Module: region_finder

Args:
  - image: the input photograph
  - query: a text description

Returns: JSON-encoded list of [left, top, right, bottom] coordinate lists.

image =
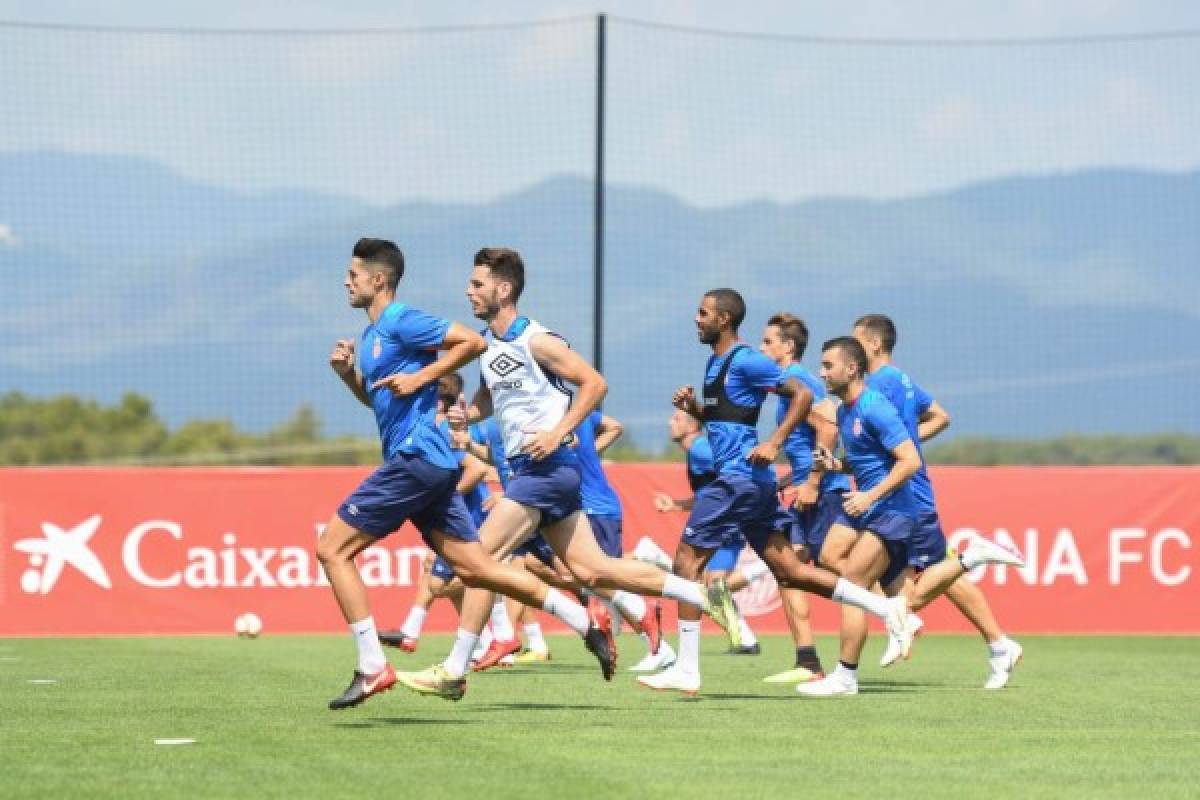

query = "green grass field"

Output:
[[2, 634, 1198, 799]]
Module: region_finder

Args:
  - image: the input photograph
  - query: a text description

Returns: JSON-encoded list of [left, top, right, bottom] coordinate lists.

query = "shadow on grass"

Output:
[[856, 682, 938, 694], [332, 717, 479, 728], [470, 702, 621, 712]]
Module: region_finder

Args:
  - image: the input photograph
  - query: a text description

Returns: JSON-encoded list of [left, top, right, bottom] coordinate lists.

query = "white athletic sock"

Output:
[[489, 599, 515, 641], [737, 614, 758, 647], [349, 616, 388, 674], [833, 661, 858, 683], [662, 574, 708, 610], [677, 620, 701, 675], [831, 578, 890, 620], [741, 559, 771, 584], [400, 606, 427, 640], [990, 636, 1017, 656], [444, 628, 480, 679], [524, 623, 548, 653], [611, 590, 647, 622], [476, 625, 494, 656], [541, 588, 590, 635]]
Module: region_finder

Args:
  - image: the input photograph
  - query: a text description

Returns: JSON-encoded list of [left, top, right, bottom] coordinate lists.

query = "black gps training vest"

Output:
[[701, 344, 761, 428]]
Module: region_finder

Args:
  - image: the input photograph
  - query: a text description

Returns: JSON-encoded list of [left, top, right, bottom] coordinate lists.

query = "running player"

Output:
[[798, 336, 1020, 697], [639, 290, 914, 695], [319, 238, 604, 710], [476, 409, 666, 671], [853, 314, 1023, 688], [655, 409, 763, 656], [378, 372, 490, 652], [395, 247, 720, 701], [755, 312, 850, 684]]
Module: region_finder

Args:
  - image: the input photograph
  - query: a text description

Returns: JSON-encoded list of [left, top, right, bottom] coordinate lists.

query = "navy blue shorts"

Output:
[[337, 452, 478, 544], [431, 555, 456, 581], [588, 514, 623, 558], [504, 458, 582, 526], [683, 474, 781, 555], [513, 533, 557, 568], [908, 510, 950, 570], [834, 507, 914, 587], [705, 534, 747, 572], [793, 490, 847, 560]]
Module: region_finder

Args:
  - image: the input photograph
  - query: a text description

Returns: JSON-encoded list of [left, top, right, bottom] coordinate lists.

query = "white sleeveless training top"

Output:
[[481, 317, 572, 459]]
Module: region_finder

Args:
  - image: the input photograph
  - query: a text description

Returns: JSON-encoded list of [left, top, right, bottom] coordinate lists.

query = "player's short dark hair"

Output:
[[440, 371, 464, 395], [854, 313, 897, 354], [768, 312, 809, 360], [352, 238, 405, 290], [475, 247, 525, 302], [704, 288, 746, 331], [822, 336, 869, 377]]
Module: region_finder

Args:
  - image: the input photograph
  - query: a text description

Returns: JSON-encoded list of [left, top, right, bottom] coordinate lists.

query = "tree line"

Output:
[[0, 392, 1196, 466]]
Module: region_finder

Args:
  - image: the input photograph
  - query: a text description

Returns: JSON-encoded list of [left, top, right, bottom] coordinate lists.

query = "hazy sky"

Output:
[[2, 1, 1199, 206], [3, 1, 1200, 37]]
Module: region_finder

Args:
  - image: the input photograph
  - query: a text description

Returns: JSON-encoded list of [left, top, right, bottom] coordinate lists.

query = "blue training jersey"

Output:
[[702, 345, 783, 484], [575, 410, 622, 519], [438, 419, 491, 520], [867, 364, 936, 512], [357, 301, 456, 469], [470, 418, 513, 489], [777, 363, 852, 494], [686, 435, 717, 490], [836, 387, 920, 518]]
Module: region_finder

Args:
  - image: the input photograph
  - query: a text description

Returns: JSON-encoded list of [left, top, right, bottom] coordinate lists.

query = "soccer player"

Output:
[[378, 372, 490, 652], [655, 410, 764, 656], [475, 409, 666, 670], [798, 337, 1020, 697], [639, 290, 914, 695], [395, 247, 718, 700], [754, 312, 851, 684], [318, 238, 606, 710], [853, 314, 1023, 688]]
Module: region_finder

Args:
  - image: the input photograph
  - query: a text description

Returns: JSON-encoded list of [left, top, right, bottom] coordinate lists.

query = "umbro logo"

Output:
[[488, 353, 524, 378]]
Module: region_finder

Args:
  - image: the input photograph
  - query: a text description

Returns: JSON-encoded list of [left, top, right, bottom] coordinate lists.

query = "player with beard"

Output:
[[638, 290, 914, 695], [395, 247, 724, 701]]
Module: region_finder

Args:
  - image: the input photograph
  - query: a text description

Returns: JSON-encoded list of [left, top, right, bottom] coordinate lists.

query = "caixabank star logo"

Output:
[[12, 515, 112, 594]]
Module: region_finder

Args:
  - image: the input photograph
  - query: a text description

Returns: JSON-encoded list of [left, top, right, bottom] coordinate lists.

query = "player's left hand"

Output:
[[521, 427, 563, 461], [371, 372, 426, 397], [841, 491, 873, 517], [747, 440, 779, 466], [793, 483, 818, 511]]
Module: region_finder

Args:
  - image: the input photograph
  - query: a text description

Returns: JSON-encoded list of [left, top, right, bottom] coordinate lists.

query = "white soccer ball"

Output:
[[235, 612, 263, 638]]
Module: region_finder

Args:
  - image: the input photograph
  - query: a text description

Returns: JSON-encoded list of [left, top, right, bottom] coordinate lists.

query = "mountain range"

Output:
[[2, 151, 1197, 449]]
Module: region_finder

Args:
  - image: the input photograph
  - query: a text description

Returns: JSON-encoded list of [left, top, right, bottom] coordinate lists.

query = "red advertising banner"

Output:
[[1, 466, 1196, 636]]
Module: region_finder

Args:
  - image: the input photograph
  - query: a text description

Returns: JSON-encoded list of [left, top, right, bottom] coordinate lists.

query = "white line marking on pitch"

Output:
[[154, 738, 197, 746], [28, 679, 57, 684]]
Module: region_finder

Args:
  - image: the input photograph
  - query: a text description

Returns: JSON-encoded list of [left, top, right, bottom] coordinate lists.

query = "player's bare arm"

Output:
[[841, 438, 921, 516], [656, 491, 696, 512], [522, 332, 608, 460], [789, 400, 834, 509], [593, 414, 624, 455], [918, 400, 951, 442], [447, 383, 494, 431], [329, 338, 371, 408], [373, 322, 485, 397], [456, 452, 490, 494], [750, 377, 812, 466]]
